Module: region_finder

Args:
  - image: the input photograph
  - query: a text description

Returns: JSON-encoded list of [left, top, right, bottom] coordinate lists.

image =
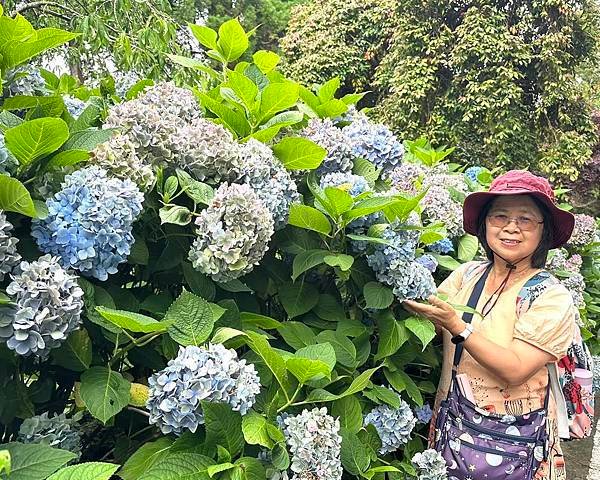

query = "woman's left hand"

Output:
[[403, 296, 464, 335]]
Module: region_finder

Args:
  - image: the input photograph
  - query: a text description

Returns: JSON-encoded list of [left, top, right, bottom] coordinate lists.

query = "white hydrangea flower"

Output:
[[411, 449, 447, 480], [189, 183, 274, 282], [387, 163, 427, 194], [136, 82, 202, 123], [569, 214, 597, 247], [92, 133, 156, 191], [422, 185, 464, 238], [0, 210, 21, 282], [0, 255, 84, 359], [168, 118, 243, 183], [282, 407, 343, 480], [364, 389, 417, 454], [147, 344, 261, 436], [237, 139, 300, 230]]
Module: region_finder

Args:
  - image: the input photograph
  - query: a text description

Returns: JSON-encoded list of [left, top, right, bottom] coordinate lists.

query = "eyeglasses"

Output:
[[487, 214, 543, 231]]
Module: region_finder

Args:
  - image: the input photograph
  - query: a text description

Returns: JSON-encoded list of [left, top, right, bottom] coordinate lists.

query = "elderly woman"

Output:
[[405, 170, 576, 480]]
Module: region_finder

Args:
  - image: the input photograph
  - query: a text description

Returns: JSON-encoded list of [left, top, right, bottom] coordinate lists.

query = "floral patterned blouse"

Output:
[[430, 261, 576, 480]]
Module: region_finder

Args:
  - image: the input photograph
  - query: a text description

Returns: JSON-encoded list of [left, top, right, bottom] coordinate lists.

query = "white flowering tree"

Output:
[[0, 9, 598, 480]]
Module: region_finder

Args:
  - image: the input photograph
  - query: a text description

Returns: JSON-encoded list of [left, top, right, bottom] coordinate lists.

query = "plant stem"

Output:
[[277, 384, 302, 413]]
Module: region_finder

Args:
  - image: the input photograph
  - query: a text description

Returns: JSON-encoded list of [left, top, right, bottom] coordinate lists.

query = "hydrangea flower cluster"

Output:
[[364, 389, 417, 454], [422, 185, 465, 238], [0, 211, 21, 282], [342, 114, 404, 174], [464, 166, 485, 183], [236, 140, 300, 230], [366, 220, 421, 275], [415, 403, 433, 423], [136, 82, 201, 124], [411, 449, 448, 480], [6, 66, 46, 96], [546, 249, 582, 274], [377, 259, 437, 302], [301, 118, 354, 175], [146, 344, 261, 436], [569, 214, 598, 247], [188, 183, 274, 282], [104, 95, 181, 165], [561, 273, 586, 308], [63, 96, 86, 118], [281, 407, 343, 480], [387, 163, 426, 194], [31, 166, 144, 281], [169, 118, 243, 184], [92, 134, 156, 191], [320, 172, 370, 197], [0, 255, 83, 359], [18, 412, 82, 459], [423, 166, 469, 196], [427, 238, 454, 254]]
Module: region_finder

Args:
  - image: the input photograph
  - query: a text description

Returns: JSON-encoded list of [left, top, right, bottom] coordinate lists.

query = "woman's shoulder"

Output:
[[516, 269, 574, 316], [460, 260, 490, 284]]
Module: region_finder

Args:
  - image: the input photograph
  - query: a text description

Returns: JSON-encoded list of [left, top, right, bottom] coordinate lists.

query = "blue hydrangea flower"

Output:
[[18, 412, 82, 459], [427, 238, 454, 254], [31, 166, 144, 281], [415, 403, 433, 423], [422, 185, 464, 238], [301, 118, 355, 175], [147, 344, 261, 436], [0, 133, 18, 176], [464, 166, 485, 183], [63, 96, 86, 118], [320, 172, 370, 197], [366, 216, 421, 275], [342, 115, 404, 174], [0, 255, 83, 359], [6, 66, 46, 96], [411, 449, 447, 480], [377, 259, 437, 302], [364, 388, 417, 454], [416, 254, 438, 273]]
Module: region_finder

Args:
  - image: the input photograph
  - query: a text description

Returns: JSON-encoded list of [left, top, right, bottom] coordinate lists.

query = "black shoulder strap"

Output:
[[452, 264, 492, 370]]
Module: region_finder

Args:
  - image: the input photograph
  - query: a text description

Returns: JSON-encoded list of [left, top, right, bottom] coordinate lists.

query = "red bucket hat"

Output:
[[463, 170, 574, 249]]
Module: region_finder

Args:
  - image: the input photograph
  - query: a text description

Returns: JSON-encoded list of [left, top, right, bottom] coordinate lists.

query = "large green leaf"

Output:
[[51, 328, 92, 371], [252, 50, 280, 73], [47, 462, 119, 480], [374, 312, 408, 361], [340, 428, 370, 476], [245, 331, 291, 394], [118, 437, 175, 480], [257, 82, 299, 122], [96, 306, 167, 333], [316, 330, 356, 367], [1, 28, 78, 70], [4, 118, 68, 167], [291, 249, 329, 281], [363, 282, 394, 309], [241, 412, 279, 449], [405, 316, 436, 350], [287, 204, 331, 235], [295, 342, 336, 371], [277, 321, 316, 349], [202, 402, 244, 458], [286, 357, 331, 383], [137, 453, 214, 480], [217, 19, 248, 62], [458, 233, 479, 262], [62, 128, 115, 151], [0, 443, 76, 480], [165, 290, 224, 346], [197, 92, 250, 136], [79, 367, 131, 424], [278, 282, 319, 318], [331, 396, 363, 434], [224, 70, 258, 110], [0, 175, 36, 217], [272, 137, 326, 170], [189, 24, 218, 50]]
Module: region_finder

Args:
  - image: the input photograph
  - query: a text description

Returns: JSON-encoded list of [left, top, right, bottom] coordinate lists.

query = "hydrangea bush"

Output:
[[0, 12, 598, 480]]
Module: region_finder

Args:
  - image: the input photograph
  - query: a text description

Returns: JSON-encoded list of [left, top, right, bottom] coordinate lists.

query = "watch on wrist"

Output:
[[451, 323, 474, 345]]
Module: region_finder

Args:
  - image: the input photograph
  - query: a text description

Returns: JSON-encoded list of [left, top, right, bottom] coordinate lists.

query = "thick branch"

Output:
[[15, 1, 81, 18]]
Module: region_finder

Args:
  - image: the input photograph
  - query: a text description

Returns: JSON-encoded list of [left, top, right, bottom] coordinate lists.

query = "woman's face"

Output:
[[485, 195, 544, 265]]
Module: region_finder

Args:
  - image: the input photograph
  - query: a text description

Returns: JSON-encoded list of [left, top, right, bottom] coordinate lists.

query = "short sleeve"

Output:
[[513, 284, 575, 360]]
